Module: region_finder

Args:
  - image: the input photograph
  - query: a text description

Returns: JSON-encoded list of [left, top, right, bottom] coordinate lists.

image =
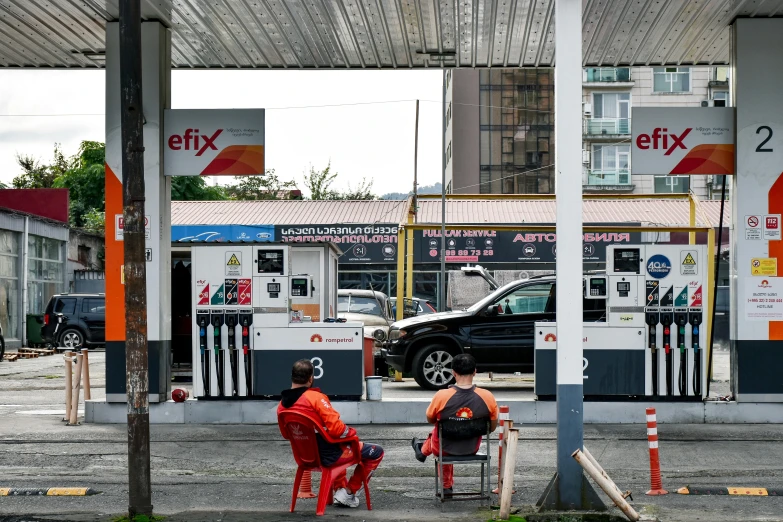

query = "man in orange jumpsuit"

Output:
[[278, 359, 384, 508]]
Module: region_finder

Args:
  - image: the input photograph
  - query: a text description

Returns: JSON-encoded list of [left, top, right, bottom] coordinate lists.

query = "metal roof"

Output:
[[171, 199, 410, 225], [171, 197, 730, 227], [1, 1, 778, 69]]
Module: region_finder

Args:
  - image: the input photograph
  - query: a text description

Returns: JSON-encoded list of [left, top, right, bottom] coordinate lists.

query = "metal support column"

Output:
[[539, 0, 604, 511]]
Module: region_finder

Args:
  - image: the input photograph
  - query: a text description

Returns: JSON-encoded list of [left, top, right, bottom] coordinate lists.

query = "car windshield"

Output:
[[466, 280, 542, 313], [338, 296, 383, 316]]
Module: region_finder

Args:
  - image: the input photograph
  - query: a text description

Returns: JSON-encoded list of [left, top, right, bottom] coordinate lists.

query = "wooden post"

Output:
[[63, 352, 73, 422], [583, 446, 626, 499], [69, 352, 83, 425], [81, 348, 91, 401], [499, 427, 519, 520], [572, 449, 640, 522]]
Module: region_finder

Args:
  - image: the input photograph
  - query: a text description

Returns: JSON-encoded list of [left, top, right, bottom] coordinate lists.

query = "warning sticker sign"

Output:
[[238, 279, 251, 305], [680, 250, 698, 275], [752, 257, 778, 276], [225, 279, 238, 305], [226, 252, 242, 277], [196, 280, 209, 306], [211, 283, 225, 305], [746, 215, 762, 240]]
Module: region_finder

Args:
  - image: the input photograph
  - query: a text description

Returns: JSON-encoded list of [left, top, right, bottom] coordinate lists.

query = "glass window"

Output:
[[654, 175, 690, 193], [653, 67, 691, 93], [713, 91, 728, 107], [337, 295, 382, 316], [82, 298, 105, 314], [55, 298, 76, 315], [27, 235, 64, 314], [492, 283, 554, 314], [0, 278, 18, 338]]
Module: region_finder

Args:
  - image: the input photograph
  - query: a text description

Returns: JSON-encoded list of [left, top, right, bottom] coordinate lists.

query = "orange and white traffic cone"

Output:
[[645, 408, 668, 496], [297, 470, 317, 499]]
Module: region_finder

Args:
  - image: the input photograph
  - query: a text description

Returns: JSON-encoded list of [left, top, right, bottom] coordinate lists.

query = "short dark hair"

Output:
[[291, 359, 314, 384], [452, 354, 476, 376]]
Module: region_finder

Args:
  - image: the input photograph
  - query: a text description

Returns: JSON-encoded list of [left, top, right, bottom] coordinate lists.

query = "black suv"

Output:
[[382, 277, 606, 390], [41, 294, 105, 349]]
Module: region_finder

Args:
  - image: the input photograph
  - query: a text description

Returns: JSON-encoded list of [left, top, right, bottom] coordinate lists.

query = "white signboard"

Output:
[[163, 109, 265, 176], [631, 107, 734, 175], [745, 277, 783, 321], [115, 214, 150, 241]]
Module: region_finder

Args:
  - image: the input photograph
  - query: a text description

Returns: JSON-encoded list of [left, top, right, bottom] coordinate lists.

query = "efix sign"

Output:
[[631, 107, 734, 175], [163, 109, 265, 176]]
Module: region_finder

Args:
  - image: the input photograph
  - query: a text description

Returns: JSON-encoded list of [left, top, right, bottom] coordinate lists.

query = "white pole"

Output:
[[63, 351, 73, 422], [69, 352, 83, 425], [499, 428, 519, 520]]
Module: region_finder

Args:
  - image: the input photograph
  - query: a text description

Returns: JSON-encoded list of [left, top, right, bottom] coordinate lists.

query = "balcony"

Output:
[[583, 170, 634, 193], [583, 67, 632, 83], [583, 118, 631, 137]]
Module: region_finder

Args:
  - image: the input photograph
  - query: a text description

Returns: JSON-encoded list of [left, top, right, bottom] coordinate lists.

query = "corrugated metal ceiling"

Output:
[[1, 0, 779, 69]]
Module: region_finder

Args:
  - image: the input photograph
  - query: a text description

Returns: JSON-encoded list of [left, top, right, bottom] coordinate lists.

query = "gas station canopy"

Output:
[[1, 0, 781, 69]]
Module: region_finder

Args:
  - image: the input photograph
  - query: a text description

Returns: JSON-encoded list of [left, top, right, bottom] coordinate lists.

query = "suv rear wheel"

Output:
[[59, 328, 85, 349], [412, 344, 456, 390]]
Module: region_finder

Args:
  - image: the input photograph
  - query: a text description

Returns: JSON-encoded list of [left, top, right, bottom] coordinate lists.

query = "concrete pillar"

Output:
[[104, 21, 171, 403], [731, 19, 783, 402]]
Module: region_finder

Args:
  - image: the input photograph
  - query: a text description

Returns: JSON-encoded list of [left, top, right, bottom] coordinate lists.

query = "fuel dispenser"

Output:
[[192, 242, 364, 399], [534, 244, 709, 399]]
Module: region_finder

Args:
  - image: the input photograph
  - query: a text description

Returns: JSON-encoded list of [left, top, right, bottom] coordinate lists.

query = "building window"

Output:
[[712, 91, 728, 107], [583, 67, 631, 82], [78, 245, 91, 266], [588, 93, 630, 134], [714, 66, 729, 82], [654, 175, 690, 193], [27, 235, 64, 316], [445, 141, 452, 166], [445, 101, 452, 127], [653, 67, 691, 93], [590, 144, 630, 185], [0, 230, 19, 339]]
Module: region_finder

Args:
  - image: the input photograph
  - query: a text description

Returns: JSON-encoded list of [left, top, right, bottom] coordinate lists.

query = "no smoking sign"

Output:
[[746, 215, 762, 240], [748, 216, 760, 228]]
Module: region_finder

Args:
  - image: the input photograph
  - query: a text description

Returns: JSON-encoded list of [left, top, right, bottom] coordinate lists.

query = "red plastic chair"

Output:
[[278, 410, 372, 516]]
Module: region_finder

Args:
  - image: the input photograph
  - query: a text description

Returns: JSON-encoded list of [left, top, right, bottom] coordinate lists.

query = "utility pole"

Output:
[[413, 99, 419, 223], [439, 71, 447, 312], [119, 0, 153, 517]]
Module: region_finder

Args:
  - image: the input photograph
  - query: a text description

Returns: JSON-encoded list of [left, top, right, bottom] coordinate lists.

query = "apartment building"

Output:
[[444, 66, 729, 197]]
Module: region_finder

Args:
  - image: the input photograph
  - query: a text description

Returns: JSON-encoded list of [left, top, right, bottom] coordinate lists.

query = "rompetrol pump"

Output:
[[191, 242, 365, 399], [534, 244, 709, 399]]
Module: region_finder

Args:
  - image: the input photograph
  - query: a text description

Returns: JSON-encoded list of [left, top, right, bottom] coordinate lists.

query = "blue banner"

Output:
[[172, 224, 274, 243]]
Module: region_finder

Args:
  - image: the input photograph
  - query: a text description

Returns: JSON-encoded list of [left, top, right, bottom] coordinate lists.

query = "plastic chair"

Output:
[[435, 417, 491, 505], [278, 410, 372, 516]]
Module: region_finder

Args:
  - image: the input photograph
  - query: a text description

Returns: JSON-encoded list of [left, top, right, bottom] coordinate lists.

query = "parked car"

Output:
[[382, 276, 607, 390], [713, 286, 729, 349], [389, 297, 438, 318], [41, 293, 106, 349], [337, 289, 393, 344]]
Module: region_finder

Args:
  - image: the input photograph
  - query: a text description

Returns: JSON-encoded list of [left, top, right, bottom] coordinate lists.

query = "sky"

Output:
[[0, 69, 443, 197]]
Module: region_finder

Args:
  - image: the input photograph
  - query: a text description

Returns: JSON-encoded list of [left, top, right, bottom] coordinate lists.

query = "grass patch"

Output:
[[488, 516, 526, 522], [43, 375, 61, 379], [112, 515, 166, 522]]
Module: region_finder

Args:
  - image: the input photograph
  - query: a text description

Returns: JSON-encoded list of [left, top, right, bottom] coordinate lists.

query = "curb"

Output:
[[0, 488, 99, 496], [677, 486, 783, 496]]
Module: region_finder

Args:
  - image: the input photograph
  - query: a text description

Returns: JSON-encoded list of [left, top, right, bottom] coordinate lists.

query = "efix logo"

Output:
[[167, 128, 223, 156], [310, 334, 323, 343], [760, 280, 772, 288], [635, 127, 691, 155]]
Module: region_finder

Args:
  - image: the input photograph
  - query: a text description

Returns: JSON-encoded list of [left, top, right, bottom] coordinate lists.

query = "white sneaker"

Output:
[[333, 487, 360, 508]]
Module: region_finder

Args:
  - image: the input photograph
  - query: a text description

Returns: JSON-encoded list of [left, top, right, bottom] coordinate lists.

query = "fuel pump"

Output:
[[225, 311, 239, 397], [690, 311, 702, 396], [645, 311, 660, 396], [239, 310, 253, 396], [660, 312, 673, 396], [675, 311, 689, 397], [211, 309, 225, 397], [196, 310, 210, 397]]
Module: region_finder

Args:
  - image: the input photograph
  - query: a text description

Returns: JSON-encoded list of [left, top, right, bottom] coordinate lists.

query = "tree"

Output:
[[53, 141, 106, 228], [303, 162, 376, 200], [224, 169, 300, 200], [171, 176, 228, 201]]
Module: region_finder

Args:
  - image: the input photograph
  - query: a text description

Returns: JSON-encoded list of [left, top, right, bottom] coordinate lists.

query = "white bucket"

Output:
[[365, 376, 383, 401]]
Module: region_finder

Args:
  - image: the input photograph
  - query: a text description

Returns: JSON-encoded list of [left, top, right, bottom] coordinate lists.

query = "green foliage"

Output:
[[82, 208, 106, 232], [171, 176, 228, 201], [303, 162, 376, 200], [224, 169, 300, 200]]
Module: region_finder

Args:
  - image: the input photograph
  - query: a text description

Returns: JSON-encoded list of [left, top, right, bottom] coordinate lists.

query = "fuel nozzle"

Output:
[[675, 312, 688, 353], [689, 312, 702, 352], [645, 312, 659, 350], [660, 313, 673, 354]]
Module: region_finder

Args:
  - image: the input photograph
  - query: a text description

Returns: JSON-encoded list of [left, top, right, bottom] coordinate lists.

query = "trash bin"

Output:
[[26, 314, 44, 347], [363, 336, 375, 377], [365, 376, 382, 401]]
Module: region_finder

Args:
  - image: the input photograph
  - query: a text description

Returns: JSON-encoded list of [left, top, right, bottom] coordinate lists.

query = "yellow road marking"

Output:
[[728, 488, 767, 496], [46, 488, 90, 496], [0, 488, 10, 496]]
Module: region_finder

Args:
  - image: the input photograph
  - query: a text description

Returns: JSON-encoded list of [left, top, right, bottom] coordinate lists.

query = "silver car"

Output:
[[337, 289, 393, 350]]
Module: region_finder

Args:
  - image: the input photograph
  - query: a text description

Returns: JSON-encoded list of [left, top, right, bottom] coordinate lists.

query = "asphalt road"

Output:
[[1, 348, 773, 522]]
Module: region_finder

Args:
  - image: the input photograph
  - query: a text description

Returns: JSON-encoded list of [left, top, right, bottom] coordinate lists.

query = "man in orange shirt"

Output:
[[411, 354, 498, 495], [278, 359, 384, 508]]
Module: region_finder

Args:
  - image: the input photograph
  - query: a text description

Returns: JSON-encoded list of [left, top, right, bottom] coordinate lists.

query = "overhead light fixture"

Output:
[[83, 52, 106, 64]]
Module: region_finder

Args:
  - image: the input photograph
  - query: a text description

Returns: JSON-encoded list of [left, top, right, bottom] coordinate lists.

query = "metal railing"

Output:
[[583, 118, 631, 135], [583, 67, 631, 82], [586, 169, 631, 185]]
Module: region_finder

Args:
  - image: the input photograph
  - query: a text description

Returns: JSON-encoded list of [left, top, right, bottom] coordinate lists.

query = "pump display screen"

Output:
[[257, 250, 284, 274], [617, 281, 631, 297], [589, 277, 607, 297], [267, 283, 281, 293], [291, 277, 309, 297], [613, 248, 641, 274]]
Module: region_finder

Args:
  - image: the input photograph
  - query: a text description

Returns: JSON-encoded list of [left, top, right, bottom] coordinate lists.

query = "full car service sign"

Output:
[[163, 109, 265, 176], [631, 107, 734, 175]]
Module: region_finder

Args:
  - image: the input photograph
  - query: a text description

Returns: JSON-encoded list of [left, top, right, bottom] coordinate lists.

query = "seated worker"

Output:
[[411, 354, 498, 495], [277, 359, 384, 508]]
